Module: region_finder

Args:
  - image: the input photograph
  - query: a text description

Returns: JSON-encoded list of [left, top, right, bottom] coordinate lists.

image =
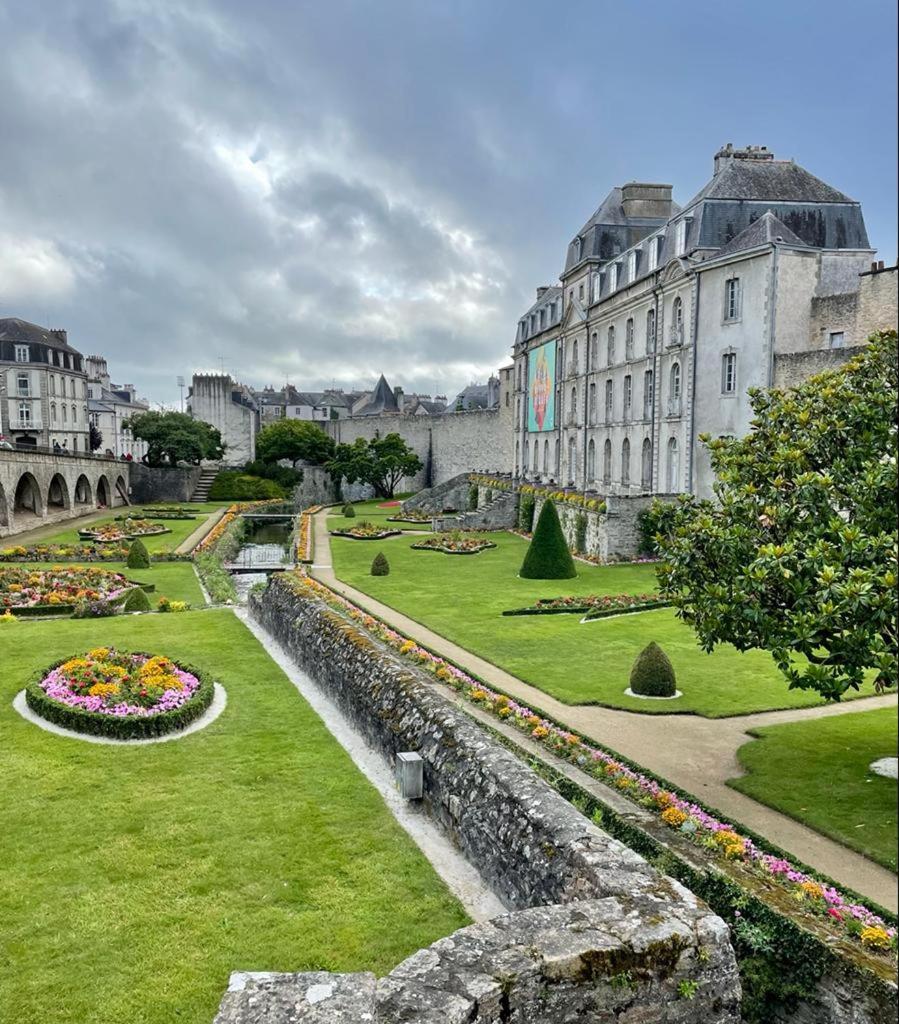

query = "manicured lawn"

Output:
[[329, 530, 887, 717], [0, 611, 467, 1024], [329, 498, 430, 532], [38, 502, 230, 553], [729, 709, 899, 871], [17, 561, 205, 607]]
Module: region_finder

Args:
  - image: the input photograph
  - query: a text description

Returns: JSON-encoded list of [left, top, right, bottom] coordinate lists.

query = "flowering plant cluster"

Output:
[[411, 532, 496, 554], [502, 592, 666, 617], [280, 569, 897, 957], [330, 520, 401, 540], [387, 509, 433, 523], [0, 542, 133, 562], [294, 506, 321, 563], [0, 566, 132, 610], [79, 518, 170, 543], [518, 482, 607, 514], [194, 500, 287, 555]]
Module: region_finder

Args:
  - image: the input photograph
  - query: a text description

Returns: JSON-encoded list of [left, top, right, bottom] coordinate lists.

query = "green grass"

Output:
[[729, 709, 898, 871], [328, 499, 434, 532], [329, 530, 887, 717], [0, 611, 467, 1024], [17, 561, 205, 607], [37, 503, 230, 553]]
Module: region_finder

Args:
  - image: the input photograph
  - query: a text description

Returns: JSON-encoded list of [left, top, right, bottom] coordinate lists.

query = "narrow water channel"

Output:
[[230, 517, 293, 604]]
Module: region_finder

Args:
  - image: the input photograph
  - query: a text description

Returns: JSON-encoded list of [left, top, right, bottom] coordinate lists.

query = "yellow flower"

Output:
[[88, 647, 111, 660], [799, 880, 824, 900], [860, 926, 892, 950], [88, 682, 120, 698], [661, 807, 689, 828], [532, 725, 549, 740], [469, 688, 487, 701]]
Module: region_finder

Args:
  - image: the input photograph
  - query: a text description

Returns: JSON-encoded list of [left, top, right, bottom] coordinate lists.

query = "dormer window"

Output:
[[15, 344, 29, 363], [609, 264, 619, 291], [574, 236, 583, 261], [591, 274, 601, 302], [578, 282, 584, 302], [676, 219, 689, 256], [628, 250, 638, 282], [647, 238, 659, 272]]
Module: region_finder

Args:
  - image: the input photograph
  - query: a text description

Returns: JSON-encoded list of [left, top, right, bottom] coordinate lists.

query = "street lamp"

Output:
[[177, 376, 185, 413]]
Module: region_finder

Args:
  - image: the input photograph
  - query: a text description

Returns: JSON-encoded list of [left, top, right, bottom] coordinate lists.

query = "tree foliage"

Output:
[[255, 419, 335, 466], [123, 412, 223, 466], [326, 433, 422, 498], [88, 422, 103, 453], [126, 539, 150, 569], [629, 642, 677, 697], [657, 331, 898, 701], [519, 499, 577, 579]]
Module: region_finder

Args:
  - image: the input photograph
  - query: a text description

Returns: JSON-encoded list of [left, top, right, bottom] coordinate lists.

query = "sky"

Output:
[[1, 0, 896, 407]]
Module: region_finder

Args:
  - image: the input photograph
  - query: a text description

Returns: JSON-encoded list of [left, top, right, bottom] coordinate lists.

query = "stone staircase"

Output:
[[190, 467, 218, 502], [434, 488, 518, 532]]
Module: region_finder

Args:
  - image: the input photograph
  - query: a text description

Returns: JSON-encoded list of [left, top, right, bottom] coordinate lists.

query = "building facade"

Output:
[[0, 318, 90, 452], [85, 356, 149, 459], [187, 372, 259, 465], [512, 145, 897, 499]]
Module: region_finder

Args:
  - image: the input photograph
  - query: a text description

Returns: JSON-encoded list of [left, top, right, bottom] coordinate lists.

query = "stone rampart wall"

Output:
[[773, 346, 865, 389], [127, 463, 201, 504]]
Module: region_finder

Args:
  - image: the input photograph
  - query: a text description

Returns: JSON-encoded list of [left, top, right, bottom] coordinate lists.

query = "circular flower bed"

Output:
[[0, 566, 135, 615], [79, 518, 171, 543], [25, 647, 214, 739], [411, 532, 496, 555], [330, 520, 401, 541]]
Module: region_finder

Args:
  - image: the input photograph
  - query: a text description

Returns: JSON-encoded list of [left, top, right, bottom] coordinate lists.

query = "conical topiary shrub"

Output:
[[519, 500, 577, 579], [371, 552, 390, 576], [343, 502, 356, 517], [123, 587, 151, 613], [629, 642, 677, 697], [126, 538, 150, 569]]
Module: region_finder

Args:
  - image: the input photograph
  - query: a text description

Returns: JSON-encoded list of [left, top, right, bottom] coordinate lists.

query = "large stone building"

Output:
[[512, 144, 898, 499], [85, 355, 149, 459], [187, 372, 259, 466], [0, 318, 90, 452]]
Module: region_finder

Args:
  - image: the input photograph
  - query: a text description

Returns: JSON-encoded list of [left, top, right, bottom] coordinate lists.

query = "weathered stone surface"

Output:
[[214, 971, 377, 1023], [128, 462, 201, 504]]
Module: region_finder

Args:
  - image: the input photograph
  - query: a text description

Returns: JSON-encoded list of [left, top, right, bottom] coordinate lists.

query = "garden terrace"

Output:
[[0, 610, 467, 1024]]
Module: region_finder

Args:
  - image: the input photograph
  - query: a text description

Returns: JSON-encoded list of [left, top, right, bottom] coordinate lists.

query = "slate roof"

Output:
[[683, 158, 855, 211], [711, 211, 807, 259], [0, 317, 78, 352], [352, 374, 399, 416]]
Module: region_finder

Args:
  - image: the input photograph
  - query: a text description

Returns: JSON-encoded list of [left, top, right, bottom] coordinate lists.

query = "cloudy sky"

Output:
[[1, 0, 896, 406]]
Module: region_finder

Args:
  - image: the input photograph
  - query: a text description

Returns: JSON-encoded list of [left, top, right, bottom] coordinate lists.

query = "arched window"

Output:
[[642, 438, 653, 490], [62, 404, 68, 423], [590, 331, 598, 368], [72, 404, 77, 423], [50, 403, 57, 423], [588, 382, 596, 424], [621, 438, 631, 486], [669, 362, 681, 415], [625, 318, 635, 360], [524, 441, 530, 474], [570, 386, 578, 424], [543, 440, 550, 473], [532, 440, 538, 472], [567, 437, 577, 484], [554, 438, 561, 478], [667, 437, 680, 492], [515, 440, 520, 474], [672, 297, 684, 344], [587, 439, 596, 482], [602, 439, 612, 486], [643, 369, 654, 419], [607, 326, 616, 365], [623, 375, 632, 421], [571, 341, 578, 376], [646, 308, 656, 353]]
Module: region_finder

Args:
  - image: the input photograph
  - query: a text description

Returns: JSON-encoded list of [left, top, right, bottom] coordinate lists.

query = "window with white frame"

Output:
[[647, 237, 660, 272], [15, 344, 29, 362], [588, 382, 597, 423], [592, 274, 601, 302], [667, 436, 680, 491], [643, 369, 654, 418], [671, 296, 684, 343], [628, 250, 638, 281], [607, 326, 616, 365], [570, 386, 577, 423], [590, 331, 598, 367], [669, 362, 681, 415], [602, 439, 612, 486], [571, 340, 578, 376], [646, 308, 656, 353], [724, 277, 741, 321], [609, 263, 619, 291], [604, 379, 613, 423], [623, 374, 632, 420], [587, 439, 596, 482], [621, 438, 631, 486], [16, 372, 29, 396], [19, 401, 31, 425], [625, 318, 635, 360], [676, 219, 689, 255], [641, 438, 652, 489], [721, 351, 737, 394]]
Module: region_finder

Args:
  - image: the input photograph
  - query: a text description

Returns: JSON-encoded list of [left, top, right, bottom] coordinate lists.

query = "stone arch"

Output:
[[113, 474, 128, 507], [47, 472, 71, 511], [74, 474, 92, 505], [14, 472, 44, 520], [0, 481, 8, 528], [95, 474, 111, 508]]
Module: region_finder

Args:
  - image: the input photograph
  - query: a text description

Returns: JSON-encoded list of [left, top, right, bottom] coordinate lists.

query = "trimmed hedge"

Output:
[[629, 642, 677, 697], [25, 656, 215, 740], [519, 500, 577, 579], [123, 587, 152, 613], [371, 552, 390, 576], [208, 472, 286, 501], [343, 502, 356, 517], [518, 493, 536, 532], [503, 599, 670, 618], [126, 539, 151, 569]]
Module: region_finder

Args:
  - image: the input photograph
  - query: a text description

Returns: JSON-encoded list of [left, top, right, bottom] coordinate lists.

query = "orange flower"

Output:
[[661, 806, 689, 828]]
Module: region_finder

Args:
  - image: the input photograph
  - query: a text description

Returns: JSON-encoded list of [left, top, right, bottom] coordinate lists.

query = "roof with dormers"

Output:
[[711, 211, 807, 260], [0, 317, 79, 353]]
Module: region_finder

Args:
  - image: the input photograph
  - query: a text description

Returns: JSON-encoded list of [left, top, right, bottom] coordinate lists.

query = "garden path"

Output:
[[310, 509, 898, 910]]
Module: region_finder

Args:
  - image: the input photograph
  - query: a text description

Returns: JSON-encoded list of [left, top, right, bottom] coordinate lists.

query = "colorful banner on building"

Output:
[[527, 340, 556, 432]]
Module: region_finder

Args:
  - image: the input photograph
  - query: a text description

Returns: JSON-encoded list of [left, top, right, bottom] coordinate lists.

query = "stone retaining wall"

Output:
[[128, 463, 201, 504], [238, 576, 741, 1021]]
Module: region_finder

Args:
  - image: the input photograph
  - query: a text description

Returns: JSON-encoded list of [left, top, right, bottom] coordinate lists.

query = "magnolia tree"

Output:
[[255, 419, 335, 466], [657, 330, 897, 701], [326, 433, 422, 498], [124, 412, 223, 466]]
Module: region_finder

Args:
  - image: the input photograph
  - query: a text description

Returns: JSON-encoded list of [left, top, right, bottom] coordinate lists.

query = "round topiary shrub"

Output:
[[371, 552, 390, 576], [126, 539, 150, 569], [519, 500, 577, 579], [343, 502, 356, 517], [629, 642, 677, 697], [123, 587, 151, 613]]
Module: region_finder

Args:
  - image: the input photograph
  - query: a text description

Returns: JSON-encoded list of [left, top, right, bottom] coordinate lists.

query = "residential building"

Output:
[[0, 318, 90, 452], [512, 145, 897, 499], [85, 355, 149, 459]]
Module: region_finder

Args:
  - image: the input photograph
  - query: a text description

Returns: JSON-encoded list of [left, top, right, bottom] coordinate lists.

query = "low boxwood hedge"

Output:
[[25, 655, 215, 740]]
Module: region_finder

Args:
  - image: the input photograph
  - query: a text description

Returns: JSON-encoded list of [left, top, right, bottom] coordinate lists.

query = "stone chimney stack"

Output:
[[536, 286, 551, 300], [394, 386, 404, 413], [620, 183, 674, 221], [714, 143, 774, 175], [49, 328, 68, 345]]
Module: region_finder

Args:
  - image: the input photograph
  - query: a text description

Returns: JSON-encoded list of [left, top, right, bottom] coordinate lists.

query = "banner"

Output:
[[527, 340, 556, 432]]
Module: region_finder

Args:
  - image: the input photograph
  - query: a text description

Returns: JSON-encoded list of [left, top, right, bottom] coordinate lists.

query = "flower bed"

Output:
[[387, 510, 433, 523], [0, 566, 136, 616], [79, 518, 171, 543], [472, 474, 607, 514], [294, 506, 321, 563], [502, 592, 668, 617], [281, 570, 897, 959], [411, 532, 496, 555], [114, 509, 197, 521], [25, 647, 214, 739], [0, 542, 133, 562], [330, 520, 401, 541]]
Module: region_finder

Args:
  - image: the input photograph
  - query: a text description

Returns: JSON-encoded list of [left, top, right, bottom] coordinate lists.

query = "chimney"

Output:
[[394, 386, 404, 413], [621, 182, 674, 221], [50, 328, 68, 345], [536, 286, 550, 300], [714, 143, 774, 175]]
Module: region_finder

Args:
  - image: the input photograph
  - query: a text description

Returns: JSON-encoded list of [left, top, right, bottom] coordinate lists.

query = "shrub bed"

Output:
[[387, 510, 433, 523], [0, 543, 186, 563], [208, 471, 287, 501], [502, 592, 668, 617], [114, 510, 198, 521], [411, 532, 496, 555], [330, 521, 401, 541], [0, 566, 136, 614], [25, 647, 214, 739], [79, 519, 171, 543]]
